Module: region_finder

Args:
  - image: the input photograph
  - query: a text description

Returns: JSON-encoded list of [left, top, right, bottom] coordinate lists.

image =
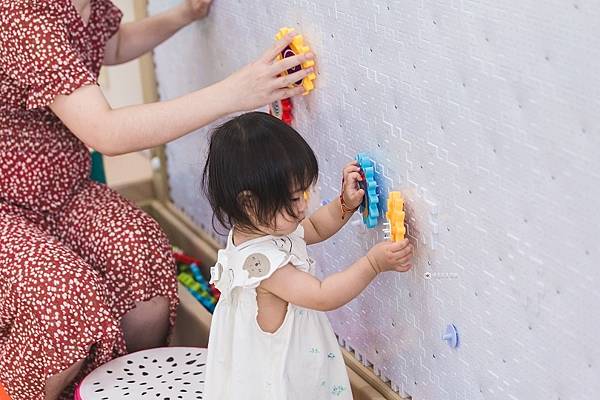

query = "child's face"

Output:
[[266, 189, 308, 236]]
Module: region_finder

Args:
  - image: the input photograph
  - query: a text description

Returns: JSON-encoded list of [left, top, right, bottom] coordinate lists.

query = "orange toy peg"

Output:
[[384, 191, 406, 242]]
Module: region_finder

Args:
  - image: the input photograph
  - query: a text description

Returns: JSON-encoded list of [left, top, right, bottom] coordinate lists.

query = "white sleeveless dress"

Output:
[[204, 225, 353, 400]]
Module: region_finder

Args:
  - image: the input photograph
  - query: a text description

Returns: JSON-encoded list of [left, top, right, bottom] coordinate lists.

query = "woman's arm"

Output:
[[104, 0, 211, 66], [50, 35, 314, 156], [302, 162, 364, 245]]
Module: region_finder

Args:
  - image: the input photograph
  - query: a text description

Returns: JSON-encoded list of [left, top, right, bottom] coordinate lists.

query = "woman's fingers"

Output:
[[271, 53, 314, 75], [262, 32, 296, 62], [273, 86, 306, 102], [276, 68, 314, 88]]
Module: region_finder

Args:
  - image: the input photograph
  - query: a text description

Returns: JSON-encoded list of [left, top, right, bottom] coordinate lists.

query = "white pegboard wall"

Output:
[[148, 1, 600, 399]]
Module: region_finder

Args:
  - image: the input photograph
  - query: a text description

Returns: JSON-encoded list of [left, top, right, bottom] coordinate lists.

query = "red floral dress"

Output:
[[0, 1, 179, 399]]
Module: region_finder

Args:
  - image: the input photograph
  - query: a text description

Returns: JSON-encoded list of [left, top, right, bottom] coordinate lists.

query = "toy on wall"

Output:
[[383, 191, 406, 242], [274, 27, 317, 95], [269, 97, 294, 125], [356, 153, 380, 228]]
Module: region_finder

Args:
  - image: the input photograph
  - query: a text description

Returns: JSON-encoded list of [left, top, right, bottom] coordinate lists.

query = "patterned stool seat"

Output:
[[75, 347, 207, 400]]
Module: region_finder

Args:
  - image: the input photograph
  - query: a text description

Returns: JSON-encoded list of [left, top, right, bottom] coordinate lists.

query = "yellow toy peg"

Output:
[[275, 27, 317, 95], [385, 191, 406, 242]]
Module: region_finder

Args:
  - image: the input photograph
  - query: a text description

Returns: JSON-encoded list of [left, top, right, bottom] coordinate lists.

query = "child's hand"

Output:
[[367, 239, 413, 273], [341, 161, 365, 210]]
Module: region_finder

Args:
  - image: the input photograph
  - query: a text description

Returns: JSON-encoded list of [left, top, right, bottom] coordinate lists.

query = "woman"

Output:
[[0, 0, 314, 399]]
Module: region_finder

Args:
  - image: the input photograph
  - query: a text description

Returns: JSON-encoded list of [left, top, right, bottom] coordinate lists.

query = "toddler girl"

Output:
[[203, 112, 414, 399]]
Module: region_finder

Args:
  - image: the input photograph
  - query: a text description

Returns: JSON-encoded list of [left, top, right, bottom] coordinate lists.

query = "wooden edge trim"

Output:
[[342, 349, 408, 400]]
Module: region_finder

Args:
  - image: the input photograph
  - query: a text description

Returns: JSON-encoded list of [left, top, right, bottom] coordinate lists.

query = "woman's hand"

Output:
[[217, 32, 315, 112], [179, 0, 213, 24], [341, 161, 365, 211]]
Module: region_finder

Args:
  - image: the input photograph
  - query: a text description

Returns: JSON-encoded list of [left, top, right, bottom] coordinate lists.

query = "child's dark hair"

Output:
[[203, 112, 319, 233]]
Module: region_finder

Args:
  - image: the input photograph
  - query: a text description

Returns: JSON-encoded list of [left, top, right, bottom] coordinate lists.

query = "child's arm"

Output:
[[259, 240, 413, 311], [302, 161, 364, 245]]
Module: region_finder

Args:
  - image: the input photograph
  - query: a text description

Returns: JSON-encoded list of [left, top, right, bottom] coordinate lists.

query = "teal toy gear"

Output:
[[356, 153, 380, 228]]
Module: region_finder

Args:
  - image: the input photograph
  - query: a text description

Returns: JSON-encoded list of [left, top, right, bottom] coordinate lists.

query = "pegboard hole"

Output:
[[574, 3, 580, 9], [432, 354, 436, 359], [502, 359, 507, 363], [369, 48, 373, 53], [331, 33, 335, 38], [387, 5, 390, 10], [556, 289, 561, 294], [474, 291, 478, 296], [394, 104, 398, 110], [433, 20, 437, 25], [468, 189, 472, 194]]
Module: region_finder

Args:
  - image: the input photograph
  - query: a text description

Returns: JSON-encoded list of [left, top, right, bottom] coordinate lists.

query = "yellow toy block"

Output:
[[275, 27, 317, 95], [385, 191, 406, 242]]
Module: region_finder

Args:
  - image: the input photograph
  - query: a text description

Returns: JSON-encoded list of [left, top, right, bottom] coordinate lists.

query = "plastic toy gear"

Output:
[[275, 27, 316, 95], [356, 153, 380, 228], [269, 97, 293, 125], [384, 191, 406, 242]]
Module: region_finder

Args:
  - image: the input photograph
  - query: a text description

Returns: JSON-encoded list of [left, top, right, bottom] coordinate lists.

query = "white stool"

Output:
[[75, 347, 207, 400]]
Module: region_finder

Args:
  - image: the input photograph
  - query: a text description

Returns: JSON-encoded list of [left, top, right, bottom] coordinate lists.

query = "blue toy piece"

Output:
[[356, 153, 380, 228], [442, 323, 459, 348], [190, 263, 212, 293]]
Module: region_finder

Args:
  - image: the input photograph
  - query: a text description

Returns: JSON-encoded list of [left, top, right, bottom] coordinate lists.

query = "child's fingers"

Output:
[[350, 189, 365, 203], [395, 264, 412, 272], [396, 252, 413, 265], [345, 171, 362, 185], [388, 239, 409, 250], [342, 162, 360, 175]]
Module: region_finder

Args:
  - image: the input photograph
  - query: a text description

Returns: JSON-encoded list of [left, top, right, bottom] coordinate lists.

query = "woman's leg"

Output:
[[49, 181, 179, 354], [44, 359, 85, 400], [0, 208, 119, 400], [121, 295, 170, 353]]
